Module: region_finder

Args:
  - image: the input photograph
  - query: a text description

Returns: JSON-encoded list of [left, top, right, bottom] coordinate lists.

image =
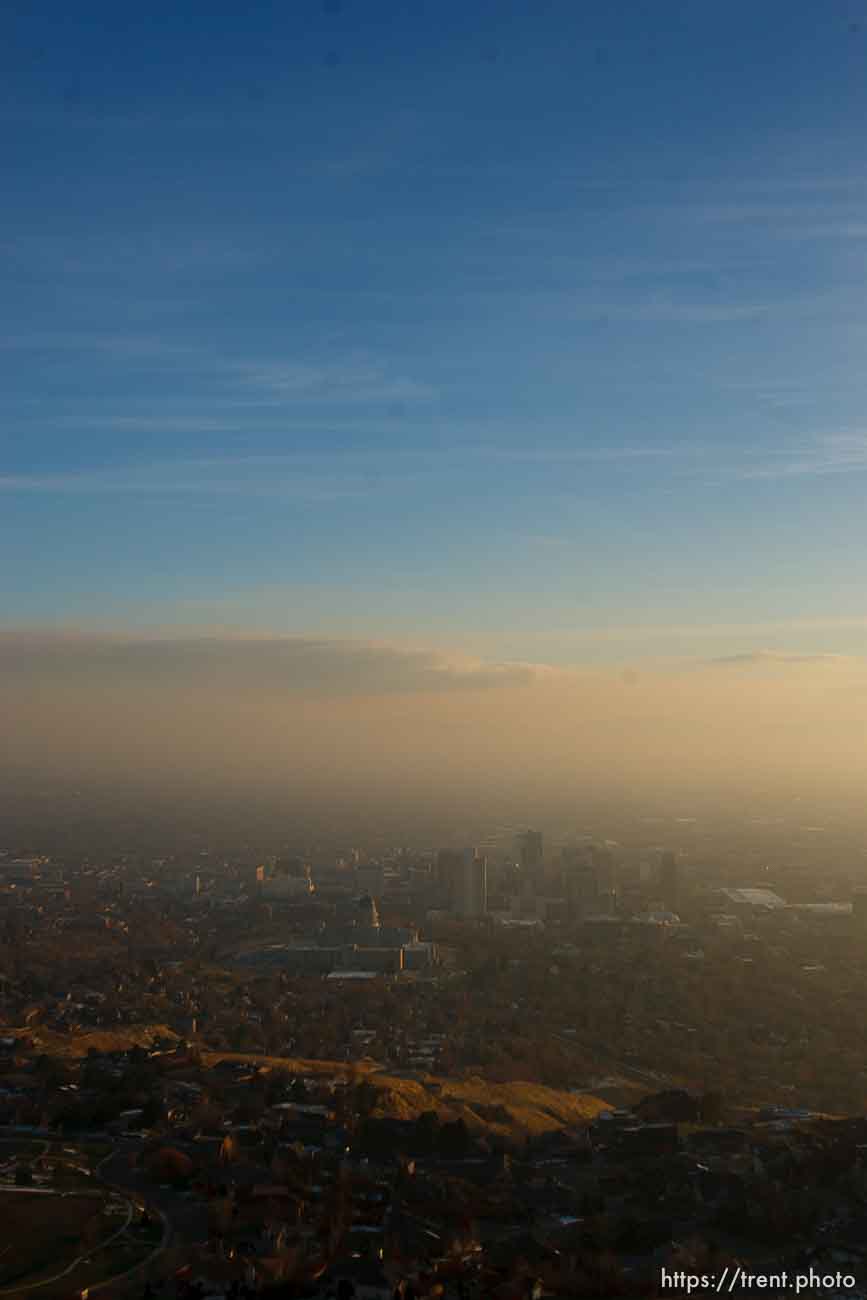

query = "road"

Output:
[[97, 1143, 208, 1247], [0, 1132, 183, 1297], [552, 1030, 674, 1091], [0, 1157, 137, 1298]]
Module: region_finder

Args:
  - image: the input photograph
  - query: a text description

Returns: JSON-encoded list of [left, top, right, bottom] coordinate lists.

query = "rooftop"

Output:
[[720, 887, 786, 910]]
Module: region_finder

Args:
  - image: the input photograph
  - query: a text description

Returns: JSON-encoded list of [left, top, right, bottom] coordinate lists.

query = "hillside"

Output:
[[7, 1030, 612, 1139], [367, 1071, 611, 1138], [22, 1023, 181, 1059], [202, 1051, 612, 1138]]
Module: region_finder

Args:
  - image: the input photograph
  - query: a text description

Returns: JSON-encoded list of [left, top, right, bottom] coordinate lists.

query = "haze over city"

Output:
[[5, 628, 867, 834], [4, 0, 867, 829]]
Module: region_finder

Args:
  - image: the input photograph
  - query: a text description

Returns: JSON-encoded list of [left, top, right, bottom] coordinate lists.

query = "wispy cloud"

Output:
[[234, 358, 437, 404], [0, 331, 203, 360], [656, 427, 867, 485], [717, 379, 812, 409], [688, 202, 847, 225], [386, 284, 778, 324], [703, 650, 853, 666], [522, 534, 570, 548], [464, 444, 677, 463], [719, 175, 867, 196], [671, 196, 867, 249], [3, 431, 863, 502], [0, 233, 262, 276], [733, 432, 867, 480], [0, 443, 685, 499], [0, 104, 260, 131], [566, 296, 777, 324], [0, 459, 386, 503], [0, 629, 553, 696], [796, 222, 867, 241], [1, 628, 863, 702], [696, 216, 867, 250], [552, 616, 867, 643], [0, 331, 439, 410]]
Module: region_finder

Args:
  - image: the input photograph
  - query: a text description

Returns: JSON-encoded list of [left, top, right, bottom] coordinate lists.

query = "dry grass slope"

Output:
[[370, 1072, 610, 1138], [27, 1023, 180, 1059], [8, 1029, 611, 1140], [202, 1051, 611, 1137], [201, 1050, 379, 1075]]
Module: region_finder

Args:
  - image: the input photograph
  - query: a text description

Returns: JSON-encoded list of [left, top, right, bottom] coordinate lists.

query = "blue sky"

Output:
[[5, 0, 867, 665]]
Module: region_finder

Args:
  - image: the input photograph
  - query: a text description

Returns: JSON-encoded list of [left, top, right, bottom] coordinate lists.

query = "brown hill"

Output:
[[25, 1023, 180, 1058], [201, 1051, 611, 1138], [369, 1072, 610, 1138]]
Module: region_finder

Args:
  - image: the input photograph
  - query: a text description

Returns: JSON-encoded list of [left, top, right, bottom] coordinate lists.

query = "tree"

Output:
[[209, 1194, 233, 1241], [414, 1110, 440, 1156], [234, 1089, 265, 1124], [700, 1091, 725, 1125], [88, 1093, 122, 1128], [356, 1079, 377, 1121], [144, 1146, 193, 1186], [265, 1069, 291, 1106], [438, 1118, 470, 1160], [81, 1210, 104, 1254], [323, 1168, 352, 1255], [192, 1100, 223, 1132], [219, 1134, 239, 1165], [140, 1095, 163, 1128]]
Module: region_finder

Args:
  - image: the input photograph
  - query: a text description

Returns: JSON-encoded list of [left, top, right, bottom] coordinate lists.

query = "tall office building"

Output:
[[436, 849, 465, 908], [456, 851, 488, 918], [563, 859, 599, 907], [659, 851, 679, 913], [516, 829, 543, 872], [560, 842, 618, 915], [437, 847, 487, 917], [591, 844, 616, 896], [356, 863, 385, 898]]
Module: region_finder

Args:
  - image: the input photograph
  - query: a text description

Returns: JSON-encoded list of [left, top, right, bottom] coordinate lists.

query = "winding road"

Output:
[[0, 1133, 182, 1297]]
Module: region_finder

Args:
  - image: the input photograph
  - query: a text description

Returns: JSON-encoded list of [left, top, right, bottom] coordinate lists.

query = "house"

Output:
[[635, 1089, 701, 1124], [321, 1253, 392, 1298], [687, 1127, 749, 1156], [595, 1122, 680, 1165], [175, 1247, 255, 1296]]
